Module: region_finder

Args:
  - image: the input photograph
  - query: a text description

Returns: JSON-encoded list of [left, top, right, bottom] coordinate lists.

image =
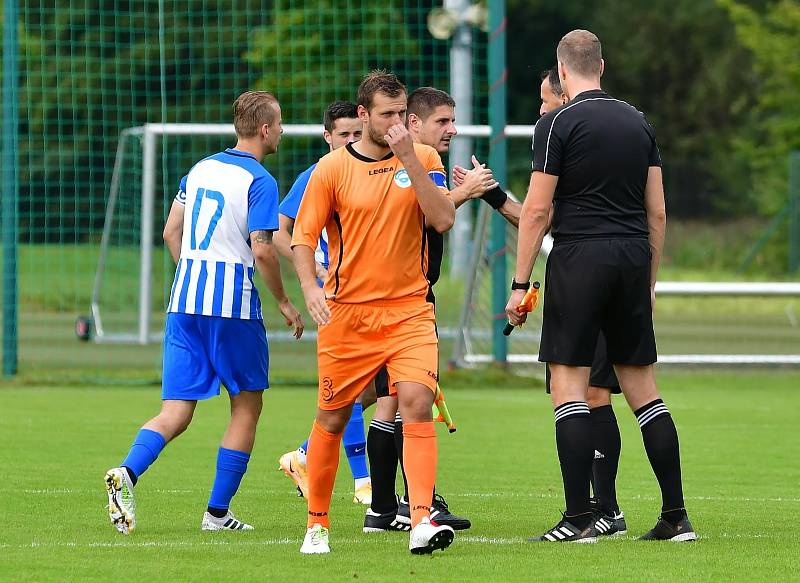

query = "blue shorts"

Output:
[[162, 313, 269, 401]]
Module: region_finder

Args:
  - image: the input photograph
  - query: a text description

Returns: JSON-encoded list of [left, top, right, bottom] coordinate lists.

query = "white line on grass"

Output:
[[453, 492, 800, 504]]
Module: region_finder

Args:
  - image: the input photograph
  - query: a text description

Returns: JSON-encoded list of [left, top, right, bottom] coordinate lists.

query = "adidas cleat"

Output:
[[409, 517, 454, 555], [201, 511, 254, 531], [363, 506, 412, 532], [430, 493, 471, 531], [278, 450, 309, 499], [353, 481, 373, 505], [640, 514, 697, 542], [300, 523, 330, 554], [593, 510, 627, 537], [530, 514, 598, 543], [105, 467, 136, 535], [395, 496, 411, 528]]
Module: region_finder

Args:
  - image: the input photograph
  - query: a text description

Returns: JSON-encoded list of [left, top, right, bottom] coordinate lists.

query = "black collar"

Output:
[[346, 142, 395, 163]]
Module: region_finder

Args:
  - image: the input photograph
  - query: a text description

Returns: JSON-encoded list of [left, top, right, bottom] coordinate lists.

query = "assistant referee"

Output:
[[507, 29, 697, 543]]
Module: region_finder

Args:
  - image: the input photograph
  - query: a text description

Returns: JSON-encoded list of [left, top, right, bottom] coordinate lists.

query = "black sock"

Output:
[[206, 506, 227, 518], [393, 412, 409, 501], [554, 401, 594, 524], [367, 419, 399, 514], [635, 399, 685, 519], [590, 405, 621, 514], [122, 466, 138, 487]]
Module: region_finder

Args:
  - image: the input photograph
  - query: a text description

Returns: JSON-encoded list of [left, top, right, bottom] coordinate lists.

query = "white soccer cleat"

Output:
[[409, 516, 454, 555], [353, 481, 372, 505], [300, 523, 330, 554], [278, 450, 309, 499], [201, 511, 254, 531], [105, 467, 136, 535]]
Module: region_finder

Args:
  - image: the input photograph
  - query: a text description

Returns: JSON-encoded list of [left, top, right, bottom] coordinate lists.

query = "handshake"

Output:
[[451, 155, 500, 198]]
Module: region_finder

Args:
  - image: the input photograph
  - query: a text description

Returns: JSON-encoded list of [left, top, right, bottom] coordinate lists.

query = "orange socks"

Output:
[[402, 421, 438, 527], [306, 420, 342, 529]]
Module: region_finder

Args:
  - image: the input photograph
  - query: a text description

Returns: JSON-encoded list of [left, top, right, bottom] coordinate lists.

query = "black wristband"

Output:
[[480, 186, 507, 210], [511, 279, 530, 291]]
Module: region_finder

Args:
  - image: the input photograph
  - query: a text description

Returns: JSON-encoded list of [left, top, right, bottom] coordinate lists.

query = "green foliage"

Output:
[[719, 0, 800, 214], [244, 0, 423, 124]]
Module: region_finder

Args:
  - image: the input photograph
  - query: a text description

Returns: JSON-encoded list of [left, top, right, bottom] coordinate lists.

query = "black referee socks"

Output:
[[590, 405, 621, 515], [367, 419, 399, 514], [554, 402, 594, 524], [635, 399, 686, 516]]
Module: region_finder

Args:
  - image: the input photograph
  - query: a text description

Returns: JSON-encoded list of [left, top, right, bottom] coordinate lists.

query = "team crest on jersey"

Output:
[[393, 169, 412, 188]]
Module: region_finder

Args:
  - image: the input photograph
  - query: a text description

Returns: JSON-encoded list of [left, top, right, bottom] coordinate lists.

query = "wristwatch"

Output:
[[511, 279, 530, 291]]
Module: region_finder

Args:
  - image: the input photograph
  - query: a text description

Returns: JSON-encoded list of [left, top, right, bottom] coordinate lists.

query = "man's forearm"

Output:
[[165, 235, 181, 263], [402, 154, 455, 232], [514, 204, 549, 284], [292, 244, 319, 289], [255, 246, 290, 304], [274, 229, 294, 261], [499, 198, 522, 229], [648, 216, 665, 288]]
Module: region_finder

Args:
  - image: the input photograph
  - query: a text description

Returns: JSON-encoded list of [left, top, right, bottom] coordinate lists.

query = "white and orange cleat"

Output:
[[278, 450, 309, 499]]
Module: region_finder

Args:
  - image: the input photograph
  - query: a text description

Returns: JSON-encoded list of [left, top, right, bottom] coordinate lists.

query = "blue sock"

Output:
[[298, 439, 309, 454], [121, 429, 166, 482], [342, 403, 369, 480], [208, 447, 250, 512]]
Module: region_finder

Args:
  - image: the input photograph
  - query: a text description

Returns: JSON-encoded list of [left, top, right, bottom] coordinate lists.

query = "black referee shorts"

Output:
[[545, 331, 621, 394], [539, 238, 657, 367]]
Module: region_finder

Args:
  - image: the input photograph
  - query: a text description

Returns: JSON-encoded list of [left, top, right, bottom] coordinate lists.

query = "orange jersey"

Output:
[[292, 142, 449, 304]]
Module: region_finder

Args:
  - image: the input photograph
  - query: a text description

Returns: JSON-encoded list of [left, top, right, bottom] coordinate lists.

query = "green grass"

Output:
[[0, 370, 798, 581]]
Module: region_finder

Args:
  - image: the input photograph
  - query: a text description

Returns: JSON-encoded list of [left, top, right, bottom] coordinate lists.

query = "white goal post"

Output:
[[92, 123, 800, 368]]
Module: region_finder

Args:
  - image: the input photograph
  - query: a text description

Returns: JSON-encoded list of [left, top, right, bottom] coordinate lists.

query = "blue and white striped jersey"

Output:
[[279, 163, 329, 270], [168, 148, 279, 320]]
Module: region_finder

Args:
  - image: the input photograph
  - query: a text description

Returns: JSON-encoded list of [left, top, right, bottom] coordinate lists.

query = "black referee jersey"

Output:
[[532, 89, 661, 243]]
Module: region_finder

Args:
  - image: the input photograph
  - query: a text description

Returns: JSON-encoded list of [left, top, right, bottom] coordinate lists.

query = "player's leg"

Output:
[[105, 312, 213, 534], [585, 331, 625, 536], [345, 384, 372, 504], [201, 316, 269, 531], [606, 238, 695, 541], [364, 369, 409, 532]]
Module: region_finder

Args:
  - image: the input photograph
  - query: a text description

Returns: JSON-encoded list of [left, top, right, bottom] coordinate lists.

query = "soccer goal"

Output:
[[87, 122, 530, 344], [450, 203, 800, 367]]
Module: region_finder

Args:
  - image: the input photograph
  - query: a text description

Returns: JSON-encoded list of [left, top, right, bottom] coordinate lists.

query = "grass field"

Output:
[[1, 370, 798, 581]]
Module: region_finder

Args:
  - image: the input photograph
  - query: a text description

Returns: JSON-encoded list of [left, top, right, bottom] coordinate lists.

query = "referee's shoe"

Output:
[[530, 513, 598, 543], [640, 514, 697, 542]]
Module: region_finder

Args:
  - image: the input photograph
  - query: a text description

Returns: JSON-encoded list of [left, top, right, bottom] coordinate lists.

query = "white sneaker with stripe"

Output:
[[201, 511, 254, 531], [531, 515, 598, 543]]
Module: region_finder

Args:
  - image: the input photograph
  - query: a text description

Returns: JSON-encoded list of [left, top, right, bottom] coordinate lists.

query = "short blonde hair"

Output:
[[233, 91, 279, 138], [556, 30, 602, 79]]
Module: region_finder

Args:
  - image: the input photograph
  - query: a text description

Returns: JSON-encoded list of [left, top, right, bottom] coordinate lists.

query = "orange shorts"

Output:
[[316, 299, 438, 410]]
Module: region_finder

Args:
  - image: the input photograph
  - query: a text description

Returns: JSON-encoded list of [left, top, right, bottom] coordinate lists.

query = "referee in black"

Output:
[[507, 29, 696, 543]]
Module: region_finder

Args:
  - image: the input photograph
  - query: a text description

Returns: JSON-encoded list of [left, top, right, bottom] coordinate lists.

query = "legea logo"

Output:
[[393, 169, 412, 188]]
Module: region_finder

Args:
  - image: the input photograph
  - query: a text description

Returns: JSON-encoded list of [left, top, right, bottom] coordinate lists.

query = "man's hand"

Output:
[[505, 289, 528, 326], [452, 156, 498, 196], [651, 285, 656, 313], [384, 124, 415, 159], [278, 299, 304, 339], [315, 262, 328, 282], [302, 281, 332, 326]]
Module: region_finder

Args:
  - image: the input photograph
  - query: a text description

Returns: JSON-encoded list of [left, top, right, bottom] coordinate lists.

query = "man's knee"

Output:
[[587, 387, 613, 409], [316, 406, 352, 434], [396, 383, 434, 423]]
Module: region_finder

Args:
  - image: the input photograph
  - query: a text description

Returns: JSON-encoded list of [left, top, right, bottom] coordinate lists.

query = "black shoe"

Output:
[[529, 514, 598, 543], [640, 514, 697, 542], [590, 498, 627, 535], [396, 495, 411, 526], [363, 507, 411, 532], [429, 493, 471, 531]]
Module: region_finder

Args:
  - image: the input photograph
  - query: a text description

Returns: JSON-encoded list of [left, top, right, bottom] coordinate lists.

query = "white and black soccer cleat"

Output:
[[395, 495, 411, 528], [640, 514, 697, 542], [363, 507, 412, 532], [105, 467, 136, 535], [201, 511, 254, 531], [409, 517, 454, 555], [530, 514, 598, 543], [593, 510, 627, 537]]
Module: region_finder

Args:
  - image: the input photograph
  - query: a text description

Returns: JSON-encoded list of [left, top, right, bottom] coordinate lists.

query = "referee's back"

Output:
[[532, 89, 661, 243]]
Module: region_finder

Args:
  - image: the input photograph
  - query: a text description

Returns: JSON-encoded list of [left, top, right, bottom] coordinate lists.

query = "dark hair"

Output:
[[356, 69, 406, 111], [556, 29, 602, 78], [323, 100, 358, 132], [407, 87, 456, 121], [540, 67, 563, 97], [233, 91, 278, 138]]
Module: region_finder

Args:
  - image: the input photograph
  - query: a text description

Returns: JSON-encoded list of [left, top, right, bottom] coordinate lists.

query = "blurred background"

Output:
[[1, 0, 799, 383]]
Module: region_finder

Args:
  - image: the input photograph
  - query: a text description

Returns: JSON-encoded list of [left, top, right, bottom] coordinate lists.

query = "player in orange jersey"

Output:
[[291, 70, 456, 555]]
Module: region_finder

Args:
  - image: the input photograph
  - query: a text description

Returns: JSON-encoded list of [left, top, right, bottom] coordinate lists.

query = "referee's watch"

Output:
[[511, 278, 530, 291]]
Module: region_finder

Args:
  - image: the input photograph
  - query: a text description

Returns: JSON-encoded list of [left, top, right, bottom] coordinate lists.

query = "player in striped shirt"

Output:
[[274, 101, 376, 505], [104, 91, 303, 535]]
